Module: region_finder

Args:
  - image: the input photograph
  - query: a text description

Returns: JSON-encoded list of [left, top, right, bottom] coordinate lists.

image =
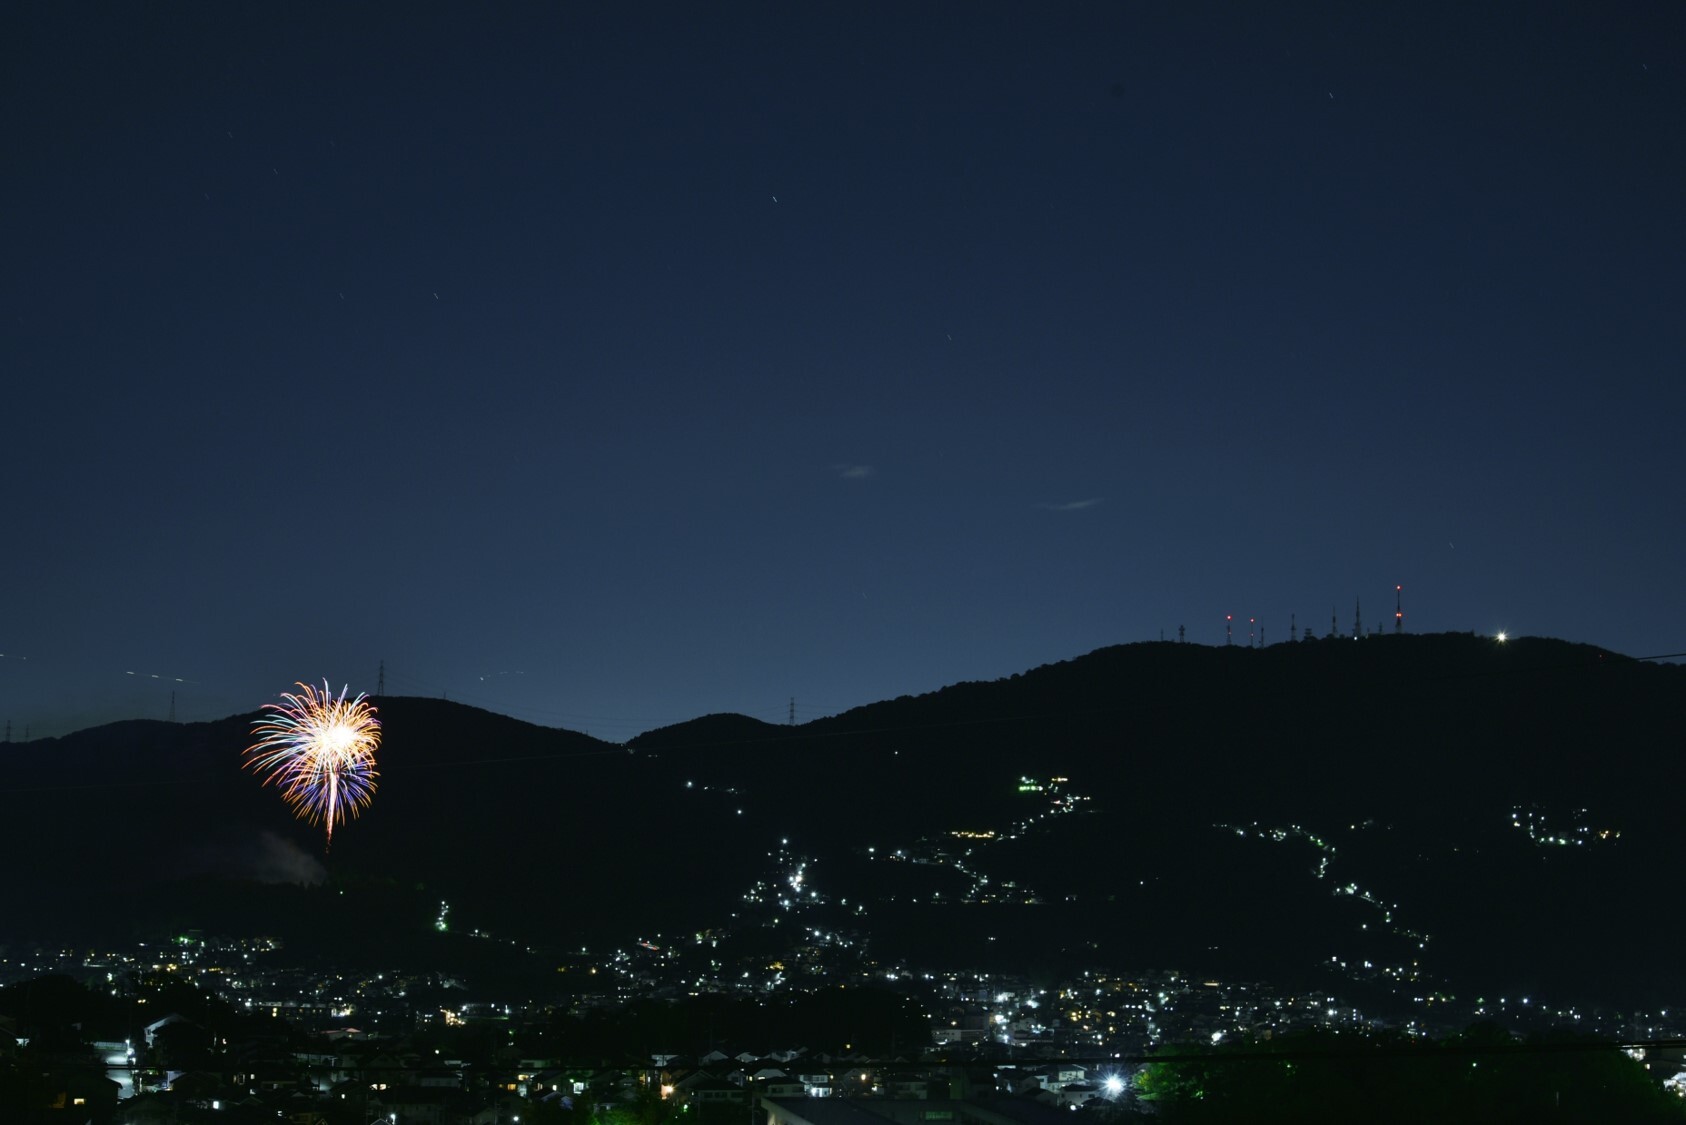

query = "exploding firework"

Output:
[[246, 681, 380, 850]]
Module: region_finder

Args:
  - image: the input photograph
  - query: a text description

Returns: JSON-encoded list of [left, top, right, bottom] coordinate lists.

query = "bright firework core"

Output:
[[245, 681, 381, 851], [321, 723, 360, 754]]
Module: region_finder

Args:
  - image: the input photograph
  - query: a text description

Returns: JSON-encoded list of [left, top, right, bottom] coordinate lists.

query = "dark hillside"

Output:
[[2, 634, 1680, 1008]]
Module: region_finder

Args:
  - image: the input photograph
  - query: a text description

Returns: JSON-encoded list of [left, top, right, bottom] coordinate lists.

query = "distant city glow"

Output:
[[246, 681, 380, 850]]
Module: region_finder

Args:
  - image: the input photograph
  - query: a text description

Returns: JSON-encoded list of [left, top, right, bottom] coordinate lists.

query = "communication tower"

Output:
[[1226, 614, 1233, 646], [1353, 597, 1363, 639], [1395, 585, 1404, 634], [788, 697, 795, 726]]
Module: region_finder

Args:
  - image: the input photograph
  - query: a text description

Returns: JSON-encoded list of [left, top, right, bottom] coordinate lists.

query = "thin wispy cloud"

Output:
[[834, 464, 876, 480], [1038, 498, 1104, 512]]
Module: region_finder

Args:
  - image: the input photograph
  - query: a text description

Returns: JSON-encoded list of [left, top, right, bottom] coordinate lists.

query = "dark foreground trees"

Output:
[[1135, 1024, 1683, 1124]]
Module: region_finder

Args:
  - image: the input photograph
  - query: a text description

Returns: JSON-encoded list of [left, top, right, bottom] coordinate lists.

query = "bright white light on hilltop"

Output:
[[1496, 632, 1508, 643]]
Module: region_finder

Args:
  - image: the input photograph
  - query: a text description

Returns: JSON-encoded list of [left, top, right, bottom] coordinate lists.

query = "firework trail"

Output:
[[246, 681, 380, 850]]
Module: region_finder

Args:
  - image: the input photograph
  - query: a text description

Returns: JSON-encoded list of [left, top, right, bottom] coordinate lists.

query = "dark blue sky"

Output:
[[4, 3, 1681, 740]]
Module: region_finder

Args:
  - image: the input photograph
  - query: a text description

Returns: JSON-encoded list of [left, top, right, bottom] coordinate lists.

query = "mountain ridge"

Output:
[[3, 632, 1680, 1010]]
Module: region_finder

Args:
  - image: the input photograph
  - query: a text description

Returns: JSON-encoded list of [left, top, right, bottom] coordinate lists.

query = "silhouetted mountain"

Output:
[[632, 711, 791, 752], [3, 634, 1681, 1010]]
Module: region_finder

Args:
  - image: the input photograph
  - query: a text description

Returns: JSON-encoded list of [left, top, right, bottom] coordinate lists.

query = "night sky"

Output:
[[4, 3, 1682, 741]]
